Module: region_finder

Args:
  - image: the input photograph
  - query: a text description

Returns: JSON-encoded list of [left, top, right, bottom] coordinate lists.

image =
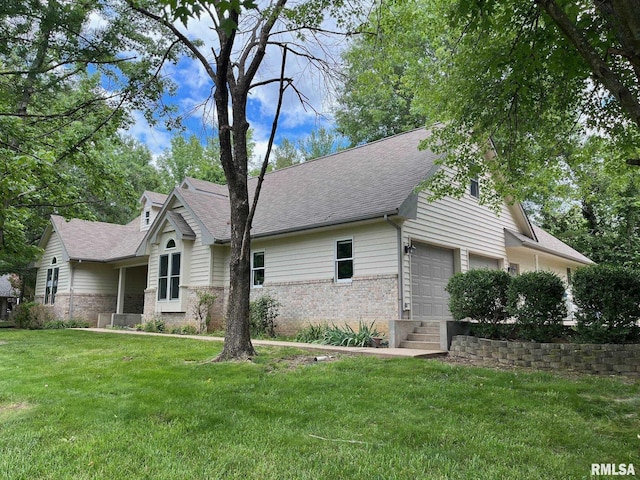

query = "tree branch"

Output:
[[536, 0, 640, 129], [247, 45, 289, 235]]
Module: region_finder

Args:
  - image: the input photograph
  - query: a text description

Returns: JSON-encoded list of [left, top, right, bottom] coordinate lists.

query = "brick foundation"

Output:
[[143, 275, 398, 336], [250, 275, 398, 336], [450, 335, 640, 376], [35, 293, 116, 327]]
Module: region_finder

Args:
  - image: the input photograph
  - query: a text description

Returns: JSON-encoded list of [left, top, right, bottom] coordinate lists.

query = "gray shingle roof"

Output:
[[51, 215, 147, 262], [505, 225, 594, 265], [143, 191, 168, 206], [246, 128, 438, 238]]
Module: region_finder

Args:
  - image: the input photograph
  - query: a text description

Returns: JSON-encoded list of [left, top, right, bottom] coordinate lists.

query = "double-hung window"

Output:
[[335, 239, 353, 282], [44, 257, 59, 305], [470, 176, 480, 199], [252, 251, 265, 287], [158, 240, 181, 301]]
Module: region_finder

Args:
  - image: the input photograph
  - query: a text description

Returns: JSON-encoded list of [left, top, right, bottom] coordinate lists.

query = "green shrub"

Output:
[[142, 318, 165, 333], [320, 321, 381, 347], [250, 294, 280, 338], [43, 319, 66, 329], [295, 323, 329, 343], [573, 265, 640, 343], [11, 302, 55, 330], [43, 318, 90, 329], [445, 269, 511, 338], [507, 271, 567, 342], [170, 324, 198, 335], [192, 290, 216, 333]]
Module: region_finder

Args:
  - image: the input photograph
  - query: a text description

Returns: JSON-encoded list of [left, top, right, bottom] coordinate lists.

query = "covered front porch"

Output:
[[97, 263, 148, 327]]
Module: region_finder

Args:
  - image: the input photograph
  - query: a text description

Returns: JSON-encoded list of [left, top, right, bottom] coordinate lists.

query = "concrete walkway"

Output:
[[80, 328, 447, 359]]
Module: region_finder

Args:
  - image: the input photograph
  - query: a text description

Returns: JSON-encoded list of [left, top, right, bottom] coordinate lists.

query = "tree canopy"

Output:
[[336, 0, 640, 203], [0, 0, 180, 273]]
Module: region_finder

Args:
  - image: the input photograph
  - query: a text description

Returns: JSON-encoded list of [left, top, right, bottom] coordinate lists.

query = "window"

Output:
[[566, 267, 572, 285], [44, 257, 59, 305], [144, 210, 150, 226], [158, 240, 181, 300], [336, 239, 353, 281], [470, 177, 480, 199], [251, 251, 265, 287], [508, 263, 520, 276]]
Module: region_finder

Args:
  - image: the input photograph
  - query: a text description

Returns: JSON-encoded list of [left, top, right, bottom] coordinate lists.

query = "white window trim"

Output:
[[44, 258, 59, 305], [470, 177, 480, 199], [251, 250, 265, 288], [158, 238, 181, 301], [335, 238, 354, 283]]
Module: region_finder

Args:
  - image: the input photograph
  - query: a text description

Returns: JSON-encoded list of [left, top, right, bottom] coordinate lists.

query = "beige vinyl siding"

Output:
[[174, 206, 210, 286], [508, 249, 581, 284], [36, 232, 69, 296], [211, 246, 229, 287], [402, 190, 521, 309], [72, 263, 119, 294], [147, 243, 159, 283], [249, 221, 398, 285]]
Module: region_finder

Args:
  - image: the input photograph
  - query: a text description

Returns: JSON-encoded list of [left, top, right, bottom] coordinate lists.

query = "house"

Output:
[[34, 128, 592, 349], [0, 274, 19, 320]]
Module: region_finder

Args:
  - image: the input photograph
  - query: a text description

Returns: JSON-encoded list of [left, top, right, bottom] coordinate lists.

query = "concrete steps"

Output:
[[399, 321, 442, 350]]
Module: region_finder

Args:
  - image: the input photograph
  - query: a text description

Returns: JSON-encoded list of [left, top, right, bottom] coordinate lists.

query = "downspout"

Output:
[[384, 214, 403, 319]]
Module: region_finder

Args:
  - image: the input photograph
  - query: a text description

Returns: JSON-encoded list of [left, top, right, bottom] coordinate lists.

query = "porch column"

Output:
[[116, 267, 126, 314], [535, 254, 540, 272]]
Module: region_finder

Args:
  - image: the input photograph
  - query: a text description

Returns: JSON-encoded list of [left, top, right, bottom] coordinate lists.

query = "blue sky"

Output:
[[121, 12, 349, 164]]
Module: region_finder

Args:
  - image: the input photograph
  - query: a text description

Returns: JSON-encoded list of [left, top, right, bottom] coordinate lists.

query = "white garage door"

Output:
[[411, 243, 455, 319], [469, 254, 500, 270]]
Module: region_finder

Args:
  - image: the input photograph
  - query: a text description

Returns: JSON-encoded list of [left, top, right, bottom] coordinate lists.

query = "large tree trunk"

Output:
[[214, 78, 256, 360], [218, 182, 255, 360]]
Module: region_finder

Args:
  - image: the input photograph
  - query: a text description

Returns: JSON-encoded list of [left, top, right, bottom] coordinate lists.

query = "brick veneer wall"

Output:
[[143, 286, 227, 331], [250, 274, 398, 336], [35, 293, 116, 326], [142, 275, 398, 335], [450, 335, 640, 376]]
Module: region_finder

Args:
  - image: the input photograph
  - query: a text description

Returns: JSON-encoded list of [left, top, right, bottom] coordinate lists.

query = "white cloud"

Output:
[[123, 111, 173, 161]]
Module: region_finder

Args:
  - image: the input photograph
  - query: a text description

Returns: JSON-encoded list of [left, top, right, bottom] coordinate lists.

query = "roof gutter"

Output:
[[384, 214, 404, 320], [504, 230, 593, 265], [214, 210, 400, 244]]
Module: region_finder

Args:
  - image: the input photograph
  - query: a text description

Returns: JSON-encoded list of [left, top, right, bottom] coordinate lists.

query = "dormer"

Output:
[[139, 191, 168, 232]]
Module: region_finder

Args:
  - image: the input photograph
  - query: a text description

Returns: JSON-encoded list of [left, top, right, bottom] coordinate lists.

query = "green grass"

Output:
[[0, 330, 638, 479]]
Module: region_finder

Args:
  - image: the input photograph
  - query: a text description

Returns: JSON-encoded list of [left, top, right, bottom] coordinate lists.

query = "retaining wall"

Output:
[[450, 335, 640, 376]]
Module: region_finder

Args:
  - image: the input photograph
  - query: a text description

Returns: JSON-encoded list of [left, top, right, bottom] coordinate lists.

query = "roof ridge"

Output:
[[248, 127, 430, 181]]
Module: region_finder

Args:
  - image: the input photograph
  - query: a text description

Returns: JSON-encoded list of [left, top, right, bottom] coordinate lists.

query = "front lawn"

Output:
[[0, 330, 638, 479]]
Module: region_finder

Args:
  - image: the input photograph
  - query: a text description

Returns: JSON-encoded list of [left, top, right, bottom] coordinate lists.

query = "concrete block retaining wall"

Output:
[[450, 335, 640, 376]]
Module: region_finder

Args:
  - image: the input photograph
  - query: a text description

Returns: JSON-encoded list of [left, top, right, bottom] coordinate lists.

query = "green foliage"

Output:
[[0, 1, 183, 273], [43, 319, 90, 329], [294, 323, 329, 343], [249, 294, 280, 338], [10, 302, 55, 330], [507, 271, 567, 343], [320, 321, 381, 347], [335, 5, 429, 145], [446, 269, 511, 338], [335, 1, 640, 208], [573, 265, 640, 344], [138, 318, 166, 333], [157, 135, 227, 191], [532, 142, 640, 268], [170, 324, 199, 335], [191, 290, 217, 333]]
